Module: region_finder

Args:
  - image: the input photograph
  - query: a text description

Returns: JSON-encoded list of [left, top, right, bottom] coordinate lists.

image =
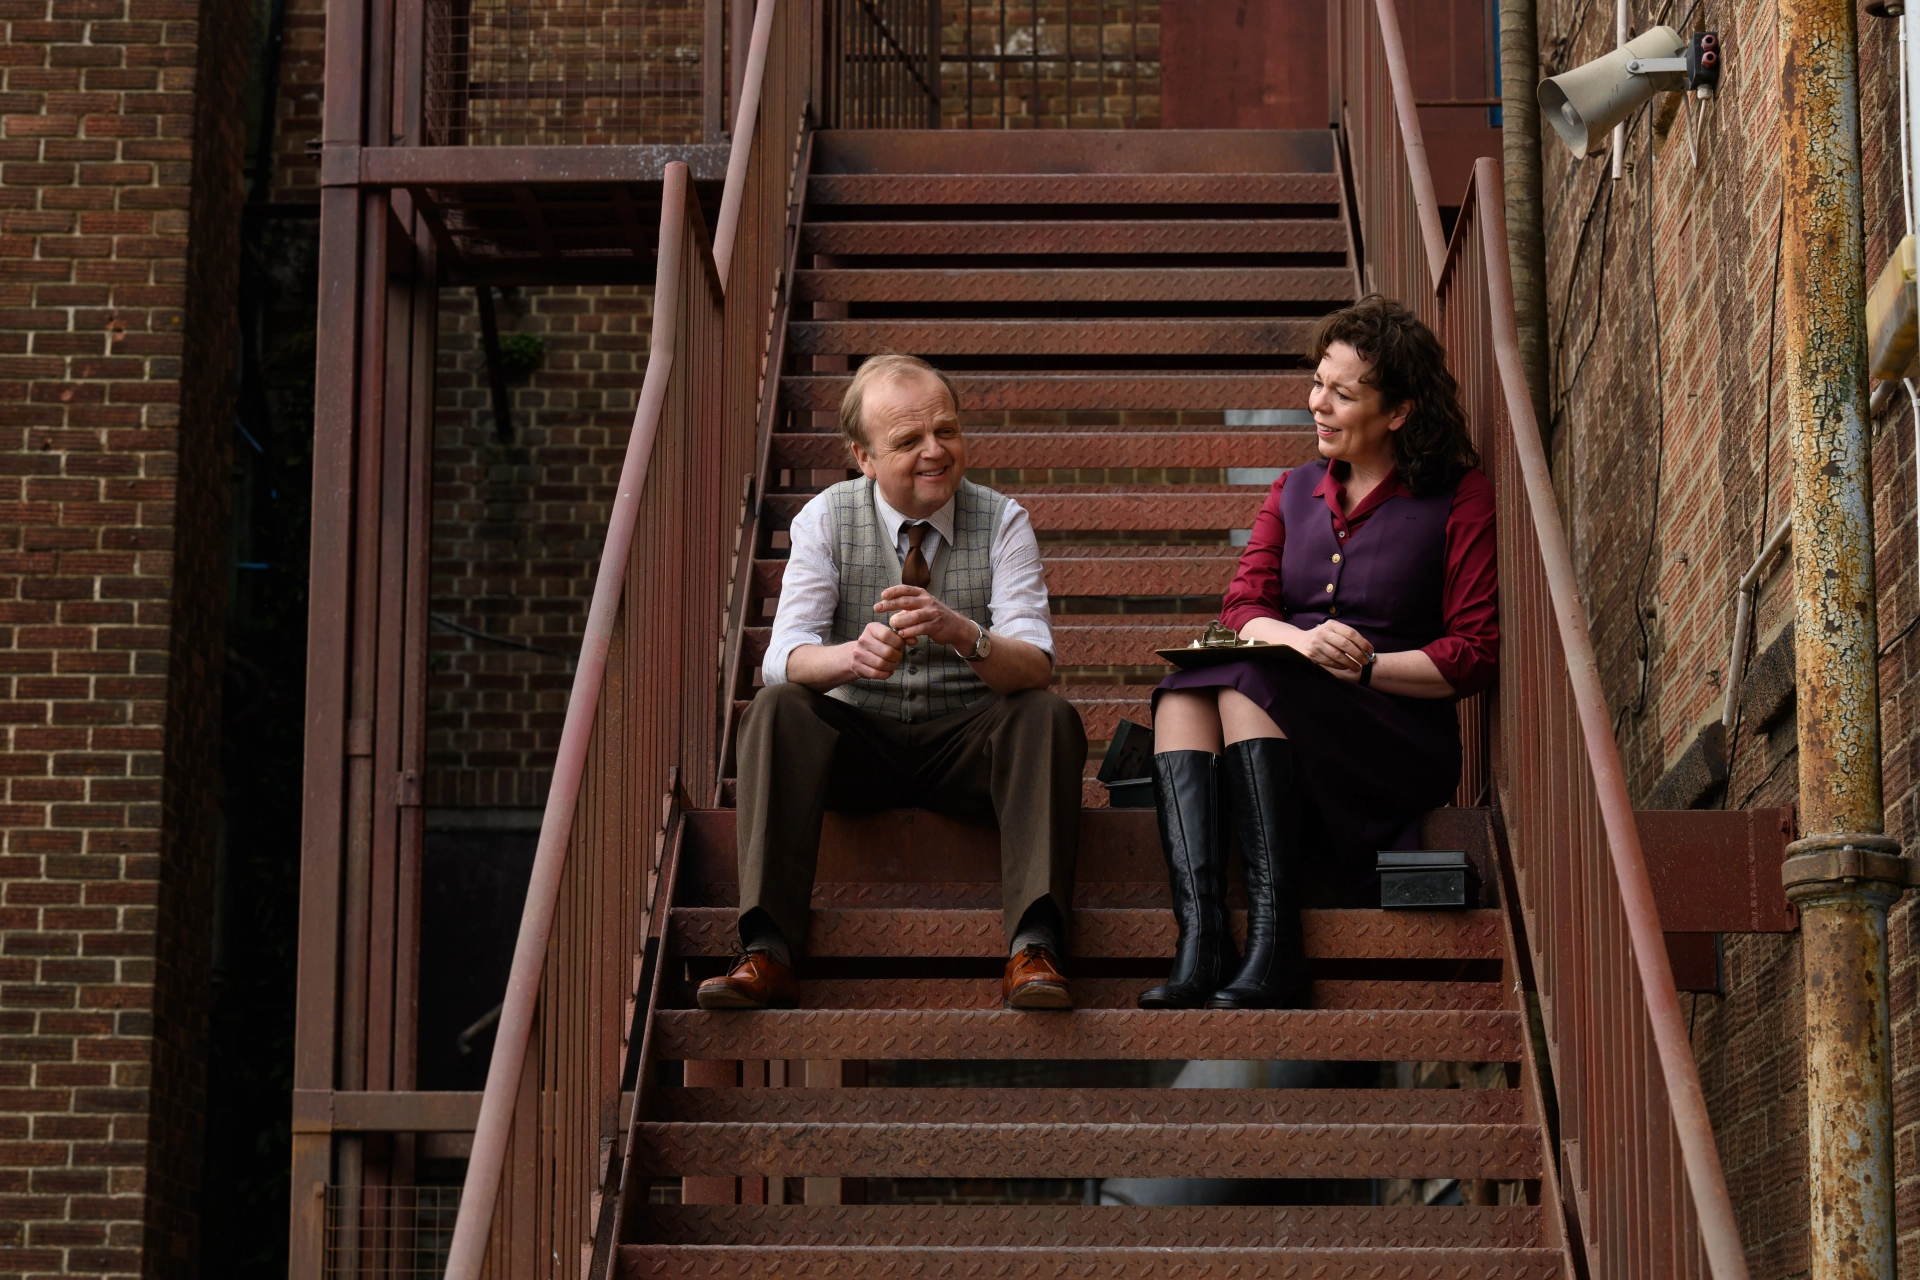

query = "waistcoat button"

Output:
[[1332, 553, 1341, 563], [1325, 583, 1334, 593]]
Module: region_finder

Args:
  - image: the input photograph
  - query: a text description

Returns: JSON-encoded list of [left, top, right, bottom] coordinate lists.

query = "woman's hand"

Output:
[[1286, 620, 1375, 676], [1235, 615, 1455, 697], [1238, 616, 1373, 676]]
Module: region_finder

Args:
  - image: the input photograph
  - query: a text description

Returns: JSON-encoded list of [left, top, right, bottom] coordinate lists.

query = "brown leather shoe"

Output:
[[1003, 945, 1072, 1010], [696, 951, 800, 1010]]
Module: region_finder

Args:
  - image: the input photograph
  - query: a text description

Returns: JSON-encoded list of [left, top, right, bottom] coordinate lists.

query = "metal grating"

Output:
[[424, 0, 708, 145], [943, 0, 1159, 128], [324, 1185, 463, 1280]]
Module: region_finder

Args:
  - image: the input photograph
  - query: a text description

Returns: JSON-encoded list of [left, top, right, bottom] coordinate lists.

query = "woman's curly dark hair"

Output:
[[1307, 295, 1479, 497]]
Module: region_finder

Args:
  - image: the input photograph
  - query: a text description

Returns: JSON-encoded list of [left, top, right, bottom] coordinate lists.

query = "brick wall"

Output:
[[0, 0, 245, 1265], [266, 0, 321, 200], [1535, 2, 1920, 1273], [426, 284, 651, 808]]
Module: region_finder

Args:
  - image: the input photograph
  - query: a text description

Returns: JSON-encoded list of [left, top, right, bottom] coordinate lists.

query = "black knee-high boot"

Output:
[[1208, 737, 1311, 1009], [1139, 750, 1238, 1009]]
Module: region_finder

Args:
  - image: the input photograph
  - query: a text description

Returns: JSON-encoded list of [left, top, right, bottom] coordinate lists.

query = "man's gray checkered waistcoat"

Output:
[[823, 476, 1008, 723]]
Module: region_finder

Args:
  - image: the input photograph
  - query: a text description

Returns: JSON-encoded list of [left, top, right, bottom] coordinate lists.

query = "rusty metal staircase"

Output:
[[610, 126, 1576, 1277], [436, 7, 1755, 1278]]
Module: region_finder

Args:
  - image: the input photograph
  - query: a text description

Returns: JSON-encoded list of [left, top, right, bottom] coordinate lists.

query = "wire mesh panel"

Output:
[[824, 0, 941, 127], [325, 1185, 463, 1280], [942, 0, 1157, 128], [424, 0, 708, 144]]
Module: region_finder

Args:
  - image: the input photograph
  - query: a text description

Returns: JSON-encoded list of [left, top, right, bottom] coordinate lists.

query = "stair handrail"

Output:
[[1336, 3, 1750, 1276], [440, 2, 819, 1274]]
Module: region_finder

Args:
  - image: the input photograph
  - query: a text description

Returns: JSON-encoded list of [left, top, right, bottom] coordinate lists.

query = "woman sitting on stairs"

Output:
[[1142, 295, 1499, 1010]]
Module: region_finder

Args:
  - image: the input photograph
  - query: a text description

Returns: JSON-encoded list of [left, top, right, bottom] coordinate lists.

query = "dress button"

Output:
[[908, 667, 918, 675], [1338, 530, 1347, 539]]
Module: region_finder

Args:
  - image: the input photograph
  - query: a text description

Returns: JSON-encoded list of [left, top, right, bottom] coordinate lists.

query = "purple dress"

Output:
[[1155, 459, 1493, 874]]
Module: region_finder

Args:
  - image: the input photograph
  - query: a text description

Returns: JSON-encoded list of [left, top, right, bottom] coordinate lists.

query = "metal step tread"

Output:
[[617, 1244, 1567, 1277], [669, 906, 1506, 960], [769, 429, 1313, 469], [782, 372, 1313, 411], [650, 1087, 1528, 1126], [761, 491, 1266, 532], [792, 265, 1354, 303], [629, 1202, 1548, 1248], [806, 173, 1345, 206], [802, 219, 1349, 256], [695, 977, 1510, 1012], [652, 1007, 1526, 1063], [634, 1118, 1543, 1180], [788, 317, 1316, 357]]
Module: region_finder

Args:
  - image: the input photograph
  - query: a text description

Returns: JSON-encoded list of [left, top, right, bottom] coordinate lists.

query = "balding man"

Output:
[[699, 353, 1086, 1011]]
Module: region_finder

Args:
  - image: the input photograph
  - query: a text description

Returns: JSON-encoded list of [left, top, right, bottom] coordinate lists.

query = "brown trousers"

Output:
[[735, 680, 1086, 953]]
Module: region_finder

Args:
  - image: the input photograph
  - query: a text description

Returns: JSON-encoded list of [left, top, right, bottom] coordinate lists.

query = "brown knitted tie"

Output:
[[901, 523, 931, 588]]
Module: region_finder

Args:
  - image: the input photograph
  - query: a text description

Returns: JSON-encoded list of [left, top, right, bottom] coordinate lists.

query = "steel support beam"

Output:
[[1777, 3, 1909, 1278]]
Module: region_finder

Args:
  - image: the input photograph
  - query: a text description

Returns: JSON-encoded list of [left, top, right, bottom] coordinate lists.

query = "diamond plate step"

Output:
[[762, 490, 1265, 532], [668, 906, 1507, 960], [781, 373, 1313, 411], [652, 1008, 1526, 1062], [769, 430, 1313, 470], [729, 978, 1509, 1012], [801, 218, 1349, 257], [788, 318, 1315, 358], [650, 1087, 1528, 1127], [635, 1119, 1542, 1180], [617, 1245, 1569, 1278], [629, 1202, 1547, 1249], [792, 265, 1353, 304], [805, 173, 1345, 206]]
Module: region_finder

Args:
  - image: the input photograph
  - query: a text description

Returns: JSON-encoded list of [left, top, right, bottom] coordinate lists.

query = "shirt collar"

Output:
[[872, 484, 956, 548], [1312, 459, 1412, 524]]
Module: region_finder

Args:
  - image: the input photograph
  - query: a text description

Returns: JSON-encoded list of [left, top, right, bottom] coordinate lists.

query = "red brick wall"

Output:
[[0, 0, 245, 1264], [267, 0, 322, 200], [426, 285, 651, 808], [1536, 2, 1920, 1273]]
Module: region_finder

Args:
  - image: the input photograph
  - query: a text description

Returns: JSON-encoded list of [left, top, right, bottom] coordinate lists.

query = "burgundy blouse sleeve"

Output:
[[1218, 472, 1288, 632], [1420, 468, 1499, 697]]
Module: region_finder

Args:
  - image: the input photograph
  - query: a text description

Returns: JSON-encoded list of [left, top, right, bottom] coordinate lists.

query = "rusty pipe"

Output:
[[1499, 0, 1550, 443], [1777, 2, 1908, 1278]]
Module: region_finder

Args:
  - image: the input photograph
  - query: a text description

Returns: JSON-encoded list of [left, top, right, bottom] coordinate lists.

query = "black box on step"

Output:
[[1098, 719, 1156, 809], [1377, 849, 1476, 909]]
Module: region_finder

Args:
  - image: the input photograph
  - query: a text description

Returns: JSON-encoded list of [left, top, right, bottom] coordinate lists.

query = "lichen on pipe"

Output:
[[1776, 2, 1909, 1278]]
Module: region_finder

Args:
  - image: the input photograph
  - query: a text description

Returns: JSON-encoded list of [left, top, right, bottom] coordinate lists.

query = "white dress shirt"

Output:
[[761, 485, 1055, 685]]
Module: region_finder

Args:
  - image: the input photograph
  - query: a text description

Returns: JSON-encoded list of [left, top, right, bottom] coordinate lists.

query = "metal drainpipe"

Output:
[[1777, 3, 1911, 1278], [1499, 0, 1551, 444]]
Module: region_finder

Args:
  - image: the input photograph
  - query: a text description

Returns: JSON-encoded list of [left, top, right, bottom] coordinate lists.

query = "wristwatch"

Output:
[[961, 620, 993, 662]]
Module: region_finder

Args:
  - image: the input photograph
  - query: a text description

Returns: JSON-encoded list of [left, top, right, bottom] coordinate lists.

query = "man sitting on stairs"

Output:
[[698, 353, 1088, 1012]]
